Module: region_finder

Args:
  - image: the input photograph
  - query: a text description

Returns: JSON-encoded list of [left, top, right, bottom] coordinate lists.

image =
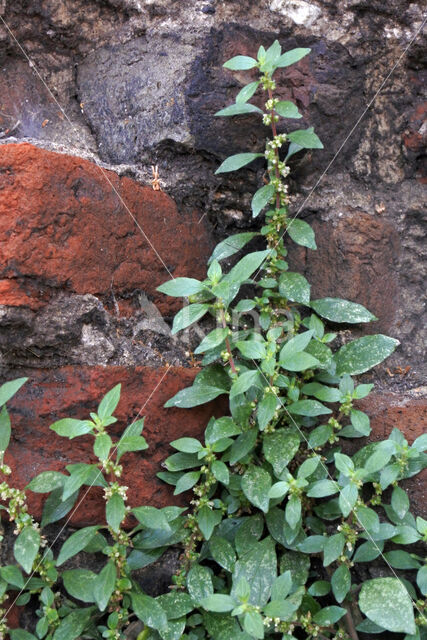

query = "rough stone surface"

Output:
[[4, 365, 223, 525], [0, 0, 425, 632], [0, 143, 213, 314]]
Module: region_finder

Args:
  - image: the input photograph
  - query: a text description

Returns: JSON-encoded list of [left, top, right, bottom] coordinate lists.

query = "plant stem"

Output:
[[344, 603, 360, 640], [220, 308, 237, 374], [267, 86, 281, 210]]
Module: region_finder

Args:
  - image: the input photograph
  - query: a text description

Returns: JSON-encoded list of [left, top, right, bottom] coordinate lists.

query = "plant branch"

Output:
[[220, 308, 237, 374], [344, 603, 360, 640]]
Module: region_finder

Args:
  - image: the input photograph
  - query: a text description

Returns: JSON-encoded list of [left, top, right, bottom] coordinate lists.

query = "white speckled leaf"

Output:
[[359, 578, 416, 634], [311, 298, 377, 323], [241, 466, 272, 513], [335, 335, 399, 375], [231, 537, 277, 606], [14, 526, 40, 574]]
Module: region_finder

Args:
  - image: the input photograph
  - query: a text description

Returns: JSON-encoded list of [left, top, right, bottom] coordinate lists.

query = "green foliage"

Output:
[[0, 39, 425, 640]]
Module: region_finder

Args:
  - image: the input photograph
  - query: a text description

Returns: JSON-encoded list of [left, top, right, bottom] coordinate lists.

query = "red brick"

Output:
[[4, 366, 224, 526], [287, 210, 400, 333], [0, 143, 212, 314], [355, 393, 426, 517]]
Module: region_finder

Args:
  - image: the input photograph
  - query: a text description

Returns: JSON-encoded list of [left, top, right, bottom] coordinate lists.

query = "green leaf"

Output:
[[63, 569, 97, 603], [10, 631, 37, 640], [275, 100, 302, 119], [56, 526, 99, 566], [279, 272, 311, 305], [307, 479, 339, 498], [280, 330, 314, 359], [302, 382, 341, 403], [14, 526, 40, 573], [277, 48, 311, 68], [311, 298, 377, 323], [384, 550, 422, 570], [231, 537, 277, 606], [131, 592, 168, 631], [417, 565, 427, 595], [94, 433, 112, 461], [350, 409, 371, 436], [263, 429, 300, 475], [287, 219, 316, 249], [225, 250, 270, 284], [356, 506, 379, 533], [236, 81, 260, 103], [285, 495, 301, 529], [172, 303, 210, 334], [215, 153, 263, 174], [98, 384, 121, 420], [242, 466, 271, 513], [252, 184, 276, 218], [335, 334, 399, 375], [208, 232, 258, 264], [243, 610, 264, 638], [159, 617, 186, 640], [52, 608, 93, 640], [157, 277, 205, 297], [187, 564, 213, 603], [26, 471, 66, 493], [236, 340, 266, 360], [391, 486, 409, 520], [50, 418, 93, 439], [339, 483, 358, 517], [201, 594, 235, 612], [223, 55, 258, 70], [171, 437, 203, 453], [308, 580, 330, 596], [106, 493, 125, 532], [41, 488, 78, 528], [229, 429, 258, 464], [165, 384, 226, 408], [197, 506, 222, 540], [332, 564, 351, 603], [271, 571, 292, 600], [298, 535, 326, 553], [94, 561, 116, 611], [313, 606, 346, 626], [359, 578, 416, 635], [0, 406, 11, 452], [0, 565, 24, 589], [173, 471, 201, 495], [280, 551, 309, 587], [157, 592, 194, 619], [205, 417, 241, 444], [212, 460, 229, 485], [353, 541, 384, 563], [164, 452, 200, 472], [215, 103, 262, 117], [195, 328, 229, 354], [62, 464, 97, 501], [210, 537, 236, 572], [132, 506, 171, 531], [288, 128, 323, 149], [288, 399, 331, 417], [281, 352, 320, 371], [257, 393, 278, 431], [230, 370, 260, 399], [0, 377, 27, 407], [116, 434, 148, 462], [323, 533, 345, 567]]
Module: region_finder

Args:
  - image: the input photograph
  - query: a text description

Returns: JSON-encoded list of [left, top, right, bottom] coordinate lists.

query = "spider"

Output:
[[151, 165, 162, 191]]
